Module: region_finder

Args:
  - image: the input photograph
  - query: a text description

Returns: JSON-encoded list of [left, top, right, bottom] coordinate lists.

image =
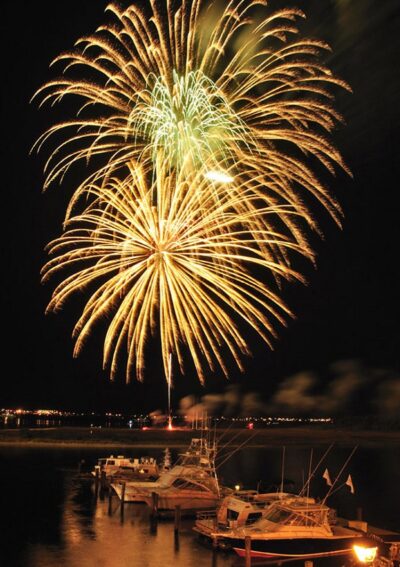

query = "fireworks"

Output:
[[42, 162, 303, 382], [132, 70, 250, 171], [35, 0, 350, 382]]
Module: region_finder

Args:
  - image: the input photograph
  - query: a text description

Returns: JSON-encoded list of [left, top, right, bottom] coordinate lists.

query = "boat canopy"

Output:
[[256, 501, 331, 529]]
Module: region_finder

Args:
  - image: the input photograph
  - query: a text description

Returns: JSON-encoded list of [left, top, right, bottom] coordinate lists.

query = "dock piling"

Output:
[[100, 470, 107, 489], [211, 540, 218, 567], [174, 505, 181, 534], [100, 469, 107, 500], [120, 482, 126, 522], [174, 505, 181, 550], [94, 466, 100, 500], [150, 492, 159, 534], [108, 486, 113, 516], [245, 536, 252, 567], [151, 492, 159, 518]]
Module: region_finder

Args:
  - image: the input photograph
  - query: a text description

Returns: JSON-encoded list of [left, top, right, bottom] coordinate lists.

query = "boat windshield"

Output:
[[172, 478, 208, 491], [263, 505, 325, 527], [264, 507, 292, 524]]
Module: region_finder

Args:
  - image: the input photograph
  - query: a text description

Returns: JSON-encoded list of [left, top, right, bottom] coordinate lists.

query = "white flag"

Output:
[[345, 474, 355, 494], [323, 468, 332, 486]]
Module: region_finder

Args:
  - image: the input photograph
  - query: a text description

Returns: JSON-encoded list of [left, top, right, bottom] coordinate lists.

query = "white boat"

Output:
[[111, 438, 223, 512], [92, 455, 159, 481], [194, 491, 309, 546], [218, 496, 373, 559]]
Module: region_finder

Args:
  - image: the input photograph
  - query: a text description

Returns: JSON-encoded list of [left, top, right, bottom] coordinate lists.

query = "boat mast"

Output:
[[280, 446, 286, 495]]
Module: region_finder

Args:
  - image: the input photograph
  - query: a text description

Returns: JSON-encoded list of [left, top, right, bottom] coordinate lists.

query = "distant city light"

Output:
[[0, 408, 334, 427]]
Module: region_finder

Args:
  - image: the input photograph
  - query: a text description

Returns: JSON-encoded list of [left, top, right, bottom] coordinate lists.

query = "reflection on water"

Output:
[[1, 445, 399, 567]]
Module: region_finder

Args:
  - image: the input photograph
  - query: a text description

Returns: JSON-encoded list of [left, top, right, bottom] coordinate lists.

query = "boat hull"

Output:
[[232, 535, 362, 559], [154, 495, 219, 511], [113, 487, 219, 510]]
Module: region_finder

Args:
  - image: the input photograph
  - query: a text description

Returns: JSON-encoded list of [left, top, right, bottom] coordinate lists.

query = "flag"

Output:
[[345, 474, 355, 494], [322, 468, 332, 486]]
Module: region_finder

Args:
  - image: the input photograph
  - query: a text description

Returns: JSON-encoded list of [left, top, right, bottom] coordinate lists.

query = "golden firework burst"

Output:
[[33, 1, 350, 227], [42, 161, 305, 382], [36, 0, 350, 382]]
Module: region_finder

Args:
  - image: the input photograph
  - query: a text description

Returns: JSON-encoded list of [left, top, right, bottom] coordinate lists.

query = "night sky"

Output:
[[2, 0, 399, 414]]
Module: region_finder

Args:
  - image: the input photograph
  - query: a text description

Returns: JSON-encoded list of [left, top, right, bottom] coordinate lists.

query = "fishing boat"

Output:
[[92, 455, 159, 481], [111, 437, 224, 512], [194, 490, 300, 546], [224, 496, 373, 559]]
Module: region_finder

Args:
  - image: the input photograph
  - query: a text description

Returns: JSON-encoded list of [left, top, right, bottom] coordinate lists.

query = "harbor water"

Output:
[[0, 442, 399, 567]]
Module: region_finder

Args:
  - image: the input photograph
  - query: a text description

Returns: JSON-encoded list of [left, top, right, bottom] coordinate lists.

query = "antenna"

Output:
[[216, 431, 258, 470], [299, 443, 334, 497], [307, 449, 313, 500], [280, 446, 286, 495], [322, 446, 358, 505], [215, 428, 254, 468]]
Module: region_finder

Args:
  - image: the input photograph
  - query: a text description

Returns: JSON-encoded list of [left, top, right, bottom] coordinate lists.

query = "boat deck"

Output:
[[337, 518, 400, 543]]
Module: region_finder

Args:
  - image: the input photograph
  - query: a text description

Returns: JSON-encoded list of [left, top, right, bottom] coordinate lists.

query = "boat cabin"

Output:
[[249, 498, 332, 537], [216, 492, 301, 529], [94, 455, 159, 479]]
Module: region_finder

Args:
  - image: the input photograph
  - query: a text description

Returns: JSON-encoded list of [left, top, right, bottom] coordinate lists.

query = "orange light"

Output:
[[353, 545, 378, 563]]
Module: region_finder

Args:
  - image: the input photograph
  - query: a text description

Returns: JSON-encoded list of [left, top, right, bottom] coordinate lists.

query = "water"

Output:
[[0, 443, 399, 567]]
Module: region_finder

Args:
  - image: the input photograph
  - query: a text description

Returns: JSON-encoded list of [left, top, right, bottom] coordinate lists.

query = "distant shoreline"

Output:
[[0, 426, 399, 449]]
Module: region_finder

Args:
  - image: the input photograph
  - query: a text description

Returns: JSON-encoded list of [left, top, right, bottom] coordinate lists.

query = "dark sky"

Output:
[[2, 0, 399, 414]]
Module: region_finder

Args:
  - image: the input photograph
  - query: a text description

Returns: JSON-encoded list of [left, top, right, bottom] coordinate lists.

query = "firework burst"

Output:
[[33, 1, 350, 229], [132, 69, 251, 171], [35, 0, 350, 382], [42, 162, 304, 382]]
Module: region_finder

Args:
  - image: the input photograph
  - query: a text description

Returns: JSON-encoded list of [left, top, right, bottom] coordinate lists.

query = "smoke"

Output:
[[176, 360, 400, 419]]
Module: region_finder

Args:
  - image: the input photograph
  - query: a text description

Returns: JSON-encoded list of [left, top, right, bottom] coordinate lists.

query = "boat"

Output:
[[194, 490, 300, 546], [92, 454, 159, 481], [111, 437, 225, 512], [221, 496, 374, 559], [194, 491, 336, 548]]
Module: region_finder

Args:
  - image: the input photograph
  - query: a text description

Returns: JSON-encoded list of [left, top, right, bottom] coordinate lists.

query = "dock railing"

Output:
[[194, 509, 218, 534]]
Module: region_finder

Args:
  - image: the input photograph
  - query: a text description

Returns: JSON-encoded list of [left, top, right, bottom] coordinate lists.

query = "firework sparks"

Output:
[[33, 0, 350, 229], [35, 0, 350, 382], [42, 162, 304, 382], [132, 70, 249, 171]]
